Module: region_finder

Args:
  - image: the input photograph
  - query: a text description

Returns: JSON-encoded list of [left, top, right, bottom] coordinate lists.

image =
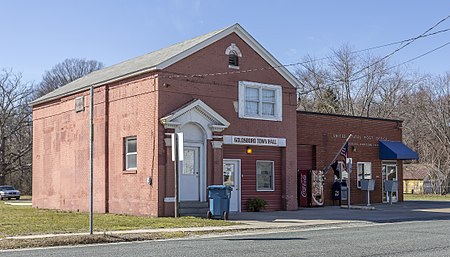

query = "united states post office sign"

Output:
[[223, 135, 286, 147]]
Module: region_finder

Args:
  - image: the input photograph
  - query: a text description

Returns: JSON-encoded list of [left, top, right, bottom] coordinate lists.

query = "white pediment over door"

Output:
[[160, 99, 230, 139]]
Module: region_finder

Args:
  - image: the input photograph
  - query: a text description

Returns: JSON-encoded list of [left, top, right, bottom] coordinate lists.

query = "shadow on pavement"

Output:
[[231, 201, 450, 224], [225, 237, 307, 241]]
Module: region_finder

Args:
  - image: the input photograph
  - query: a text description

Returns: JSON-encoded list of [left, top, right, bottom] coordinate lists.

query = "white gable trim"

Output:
[[225, 43, 243, 57], [160, 99, 230, 137], [156, 24, 300, 88]]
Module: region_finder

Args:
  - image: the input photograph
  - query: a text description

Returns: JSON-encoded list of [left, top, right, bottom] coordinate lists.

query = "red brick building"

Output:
[[297, 111, 418, 205], [31, 24, 417, 216], [31, 24, 298, 216]]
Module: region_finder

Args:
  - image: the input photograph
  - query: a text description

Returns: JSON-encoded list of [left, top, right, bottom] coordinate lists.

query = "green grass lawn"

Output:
[[0, 200, 232, 238], [404, 193, 450, 201]]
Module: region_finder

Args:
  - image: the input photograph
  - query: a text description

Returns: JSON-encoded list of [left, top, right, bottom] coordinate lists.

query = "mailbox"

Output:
[[360, 179, 375, 191], [361, 179, 376, 206], [385, 180, 398, 192]]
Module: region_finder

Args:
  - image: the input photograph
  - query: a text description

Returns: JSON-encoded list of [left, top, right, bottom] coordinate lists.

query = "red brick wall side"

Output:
[[32, 87, 109, 212], [32, 73, 159, 216], [106, 75, 159, 216]]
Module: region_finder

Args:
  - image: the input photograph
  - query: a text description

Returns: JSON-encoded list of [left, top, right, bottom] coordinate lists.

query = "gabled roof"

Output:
[[404, 164, 430, 180], [160, 99, 230, 130], [31, 23, 300, 106]]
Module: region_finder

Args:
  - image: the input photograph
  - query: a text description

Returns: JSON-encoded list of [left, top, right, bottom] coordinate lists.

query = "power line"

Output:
[[297, 27, 450, 65], [348, 14, 450, 80], [298, 41, 450, 95], [296, 15, 450, 92], [386, 41, 450, 72], [150, 15, 450, 87], [153, 26, 450, 81], [352, 28, 450, 54], [155, 37, 450, 100]]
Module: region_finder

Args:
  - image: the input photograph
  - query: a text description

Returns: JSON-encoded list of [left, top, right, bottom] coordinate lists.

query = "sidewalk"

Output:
[[5, 201, 450, 240], [232, 200, 450, 224]]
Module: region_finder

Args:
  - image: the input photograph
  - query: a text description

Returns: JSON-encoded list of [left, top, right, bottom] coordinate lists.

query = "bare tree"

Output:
[[0, 70, 32, 190], [296, 45, 410, 119], [34, 58, 103, 99], [408, 73, 450, 193]]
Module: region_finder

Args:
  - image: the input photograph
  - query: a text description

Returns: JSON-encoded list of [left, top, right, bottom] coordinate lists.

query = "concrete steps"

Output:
[[179, 201, 209, 217]]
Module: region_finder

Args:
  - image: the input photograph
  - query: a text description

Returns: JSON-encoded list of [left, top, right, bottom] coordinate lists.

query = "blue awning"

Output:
[[379, 141, 419, 160]]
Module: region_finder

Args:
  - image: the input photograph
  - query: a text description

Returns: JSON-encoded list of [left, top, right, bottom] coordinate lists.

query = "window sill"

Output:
[[123, 169, 137, 174], [239, 114, 282, 122], [257, 189, 275, 192], [228, 65, 240, 70]]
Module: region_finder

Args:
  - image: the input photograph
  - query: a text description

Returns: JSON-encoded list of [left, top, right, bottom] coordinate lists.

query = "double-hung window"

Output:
[[238, 81, 282, 121], [357, 162, 372, 188], [125, 137, 137, 170]]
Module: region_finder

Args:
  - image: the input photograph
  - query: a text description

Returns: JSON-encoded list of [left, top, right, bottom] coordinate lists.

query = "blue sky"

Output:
[[1, 0, 449, 84]]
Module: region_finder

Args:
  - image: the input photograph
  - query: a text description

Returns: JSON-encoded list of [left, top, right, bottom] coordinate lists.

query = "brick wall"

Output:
[[159, 32, 298, 211], [32, 73, 159, 216], [32, 31, 299, 216], [296, 111, 404, 205]]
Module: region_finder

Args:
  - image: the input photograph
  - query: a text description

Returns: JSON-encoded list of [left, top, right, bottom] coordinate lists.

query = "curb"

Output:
[[4, 220, 366, 241], [340, 205, 376, 210]]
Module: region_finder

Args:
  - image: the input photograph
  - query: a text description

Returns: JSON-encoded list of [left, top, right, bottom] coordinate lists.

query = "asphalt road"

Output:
[[2, 219, 450, 257]]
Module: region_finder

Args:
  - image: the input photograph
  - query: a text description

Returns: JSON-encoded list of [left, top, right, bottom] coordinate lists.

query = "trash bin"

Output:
[[207, 185, 232, 220]]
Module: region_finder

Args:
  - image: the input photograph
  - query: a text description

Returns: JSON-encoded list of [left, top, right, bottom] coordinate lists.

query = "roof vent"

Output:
[[225, 43, 242, 69]]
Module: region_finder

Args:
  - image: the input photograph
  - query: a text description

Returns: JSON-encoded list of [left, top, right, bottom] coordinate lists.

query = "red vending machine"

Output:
[[298, 170, 324, 207], [298, 170, 310, 207]]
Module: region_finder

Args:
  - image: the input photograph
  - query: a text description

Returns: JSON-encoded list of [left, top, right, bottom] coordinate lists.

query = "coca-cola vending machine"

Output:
[[298, 170, 324, 207]]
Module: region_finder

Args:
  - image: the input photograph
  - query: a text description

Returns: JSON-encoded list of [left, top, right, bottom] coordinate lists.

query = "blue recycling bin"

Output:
[[207, 185, 232, 220]]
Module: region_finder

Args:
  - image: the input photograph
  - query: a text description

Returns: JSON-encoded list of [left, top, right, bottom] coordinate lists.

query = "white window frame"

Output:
[[125, 137, 137, 170], [357, 162, 372, 189], [256, 160, 275, 191], [238, 81, 282, 121]]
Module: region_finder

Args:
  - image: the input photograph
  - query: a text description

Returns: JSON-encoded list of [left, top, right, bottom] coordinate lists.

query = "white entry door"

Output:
[[179, 147, 200, 201], [223, 159, 241, 212], [382, 162, 398, 203]]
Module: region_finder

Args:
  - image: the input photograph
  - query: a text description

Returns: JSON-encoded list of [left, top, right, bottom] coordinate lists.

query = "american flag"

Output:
[[340, 142, 348, 170]]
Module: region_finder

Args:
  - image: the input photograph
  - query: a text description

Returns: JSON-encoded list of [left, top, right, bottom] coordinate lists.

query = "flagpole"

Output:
[[322, 134, 352, 173]]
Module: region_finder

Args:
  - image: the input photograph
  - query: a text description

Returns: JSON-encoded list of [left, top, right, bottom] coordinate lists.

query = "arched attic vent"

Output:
[[225, 43, 242, 68]]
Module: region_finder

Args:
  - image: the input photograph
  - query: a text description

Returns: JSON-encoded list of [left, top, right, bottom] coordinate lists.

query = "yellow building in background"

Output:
[[403, 164, 429, 194]]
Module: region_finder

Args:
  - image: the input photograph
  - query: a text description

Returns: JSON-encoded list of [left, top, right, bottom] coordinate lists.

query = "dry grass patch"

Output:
[[0, 232, 191, 250], [404, 194, 450, 201], [0, 201, 234, 238]]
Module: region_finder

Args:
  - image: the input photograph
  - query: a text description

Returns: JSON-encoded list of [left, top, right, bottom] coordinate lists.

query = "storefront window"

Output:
[[256, 161, 274, 191]]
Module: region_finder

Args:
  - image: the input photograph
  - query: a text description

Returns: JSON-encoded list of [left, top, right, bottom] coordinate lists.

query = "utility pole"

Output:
[[89, 86, 94, 235], [0, 136, 6, 185], [347, 159, 352, 209]]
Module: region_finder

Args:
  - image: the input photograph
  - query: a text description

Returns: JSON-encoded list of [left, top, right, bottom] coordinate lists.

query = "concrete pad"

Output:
[[4, 202, 32, 206]]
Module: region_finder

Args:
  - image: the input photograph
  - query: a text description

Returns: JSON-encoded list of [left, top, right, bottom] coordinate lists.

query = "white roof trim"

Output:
[[156, 23, 300, 88], [32, 23, 299, 107], [160, 99, 230, 129]]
